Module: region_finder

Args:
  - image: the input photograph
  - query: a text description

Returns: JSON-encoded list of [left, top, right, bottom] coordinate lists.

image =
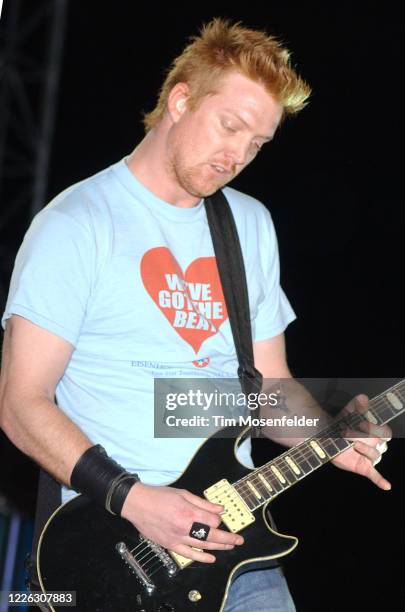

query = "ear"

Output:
[[167, 82, 190, 123]]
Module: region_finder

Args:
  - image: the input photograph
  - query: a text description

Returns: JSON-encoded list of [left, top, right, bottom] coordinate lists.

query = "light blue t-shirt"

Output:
[[2, 158, 295, 497]]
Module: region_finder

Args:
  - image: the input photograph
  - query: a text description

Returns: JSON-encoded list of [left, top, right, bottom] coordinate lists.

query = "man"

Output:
[[0, 18, 391, 611]]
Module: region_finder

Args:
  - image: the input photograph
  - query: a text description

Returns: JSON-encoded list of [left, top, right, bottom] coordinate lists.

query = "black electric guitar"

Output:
[[37, 380, 405, 612]]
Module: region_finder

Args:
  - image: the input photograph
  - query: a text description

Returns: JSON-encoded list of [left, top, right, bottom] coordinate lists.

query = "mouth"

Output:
[[210, 164, 232, 177]]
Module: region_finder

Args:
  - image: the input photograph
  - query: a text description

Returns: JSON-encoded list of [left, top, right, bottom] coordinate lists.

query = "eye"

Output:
[[221, 120, 237, 133]]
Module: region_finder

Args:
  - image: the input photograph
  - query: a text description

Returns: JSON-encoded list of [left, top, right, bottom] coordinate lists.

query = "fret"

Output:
[[260, 466, 284, 494], [310, 440, 329, 460], [274, 458, 300, 485], [256, 472, 274, 496], [250, 473, 272, 501], [289, 447, 314, 475], [330, 437, 351, 452], [344, 411, 364, 432], [364, 409, 380, 425], [246, 479, 264, 502], [244, 487, 259, 510], [317, 437, 341, 458], [374, 398, 396, 423], [386, 391, 403, 412], [327, 419, 348, 440], [303, 445, 322, 469], [234, 482, 256, 509], [285, 455, 303, 477], [232, 378, 405, 515], [394, 385, 405, 403], [270, 465, 287, 486]]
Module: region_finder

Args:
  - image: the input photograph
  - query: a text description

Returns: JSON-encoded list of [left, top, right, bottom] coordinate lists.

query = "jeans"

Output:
[[223, 566, 296, 612]]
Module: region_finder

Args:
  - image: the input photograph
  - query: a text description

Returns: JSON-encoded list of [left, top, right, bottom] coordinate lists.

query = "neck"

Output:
[[126, 124, 201, 209], [234, 380, 405, 511]]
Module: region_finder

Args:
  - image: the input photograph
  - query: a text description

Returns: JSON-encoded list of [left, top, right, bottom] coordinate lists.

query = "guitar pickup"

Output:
[[204, 479, 255, 533], [169, 480, 256, 570]]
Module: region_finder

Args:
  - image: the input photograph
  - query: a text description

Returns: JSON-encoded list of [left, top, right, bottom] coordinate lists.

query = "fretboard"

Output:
[[233, 379, 405, 511]]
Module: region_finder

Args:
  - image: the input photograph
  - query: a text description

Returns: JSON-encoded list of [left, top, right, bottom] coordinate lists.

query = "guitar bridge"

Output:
[[116, 542, 156, 594], [116, 537, 178, 594]]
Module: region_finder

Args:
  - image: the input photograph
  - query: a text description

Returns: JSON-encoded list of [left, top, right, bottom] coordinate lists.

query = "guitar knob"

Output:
[[157, 605, 174, 612], [188, 590, 202, 602]]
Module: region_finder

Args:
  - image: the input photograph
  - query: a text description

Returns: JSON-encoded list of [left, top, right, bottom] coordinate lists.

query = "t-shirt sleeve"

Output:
[[251, 208, 296, 342], [1, 208, 94, 346]]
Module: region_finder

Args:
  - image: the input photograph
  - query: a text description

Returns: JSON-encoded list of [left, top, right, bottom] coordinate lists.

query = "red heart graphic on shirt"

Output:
[[140, 247, 228, 353]]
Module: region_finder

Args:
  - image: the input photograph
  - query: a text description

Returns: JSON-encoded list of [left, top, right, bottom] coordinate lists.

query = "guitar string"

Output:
[[126, 454, 396, 574], [129, 404, 400, 577], [130, 406, 388, 577], [234, 433, 383, 506], [129, 393, 402, 572], [234, 398, 403, 510], [128, 540, 166, 575], [233, 393, 401, 505], [234, 448, 365, 505], [126, 389, 403, 574], [135, 544, 186, 576]]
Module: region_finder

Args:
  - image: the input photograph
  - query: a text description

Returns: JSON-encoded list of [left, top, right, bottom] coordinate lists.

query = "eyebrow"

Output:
[[225, 110, 274, 141]]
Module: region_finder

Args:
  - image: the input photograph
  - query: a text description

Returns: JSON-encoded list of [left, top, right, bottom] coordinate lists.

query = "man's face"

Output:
[[167, 71, 283, 199]]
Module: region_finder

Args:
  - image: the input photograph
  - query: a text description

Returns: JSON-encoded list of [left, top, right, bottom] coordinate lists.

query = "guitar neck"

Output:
[[233, 379, 405, 512]]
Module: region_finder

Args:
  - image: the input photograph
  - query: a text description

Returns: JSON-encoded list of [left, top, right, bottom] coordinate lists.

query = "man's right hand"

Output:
[[121, 483, 244, 563]]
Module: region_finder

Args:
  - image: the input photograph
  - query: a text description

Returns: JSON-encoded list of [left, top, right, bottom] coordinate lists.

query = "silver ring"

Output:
[[376, 441, 388, 454], [373, 440, 389, 466]]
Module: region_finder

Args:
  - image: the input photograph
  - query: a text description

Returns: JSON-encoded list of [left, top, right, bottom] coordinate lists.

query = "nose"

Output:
[[225, 137, 252, 167]]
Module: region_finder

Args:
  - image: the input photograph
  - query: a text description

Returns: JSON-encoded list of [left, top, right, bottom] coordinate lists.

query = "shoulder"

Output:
[[40, 163, 116, 226], [27, 162, 122, 250], [223, 185, 268, 212], [222, 186, 276, 238]]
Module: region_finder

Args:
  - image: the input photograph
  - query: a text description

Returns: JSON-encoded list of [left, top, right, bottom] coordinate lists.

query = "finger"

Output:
[[183, 527, 243, 550], [366, 466, 392, 491], [355, 394, 369, 413], [191, 510, 222, 529], [184, 537, 237, 551], [172, 543, 216, 564], [182, 490, 224, 514], [196, 526, 243, 547], [341, 426, 380, 443], [342, 426, 372, 440], [344, 394, 369, 414], [353, 440, 380, 463], [185, 522, 243, 547], [343, 421, 390, 443], [380, 425, 393, 440], [357, 421, 392, 440]]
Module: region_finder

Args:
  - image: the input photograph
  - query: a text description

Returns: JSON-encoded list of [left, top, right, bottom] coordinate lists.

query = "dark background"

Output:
[[1, 1, 404, 610]]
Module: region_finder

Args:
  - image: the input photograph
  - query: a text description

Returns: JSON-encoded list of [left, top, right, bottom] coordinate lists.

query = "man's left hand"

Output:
[[331, 394, 392, 491]]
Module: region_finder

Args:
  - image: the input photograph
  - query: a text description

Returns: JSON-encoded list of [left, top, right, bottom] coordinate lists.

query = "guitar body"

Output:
[[37, 431, 298, 612]]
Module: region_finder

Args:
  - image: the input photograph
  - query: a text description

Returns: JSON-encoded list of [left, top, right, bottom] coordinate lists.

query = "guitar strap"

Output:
[[204, 189, 264, 397], [204, 191, 281, 559]]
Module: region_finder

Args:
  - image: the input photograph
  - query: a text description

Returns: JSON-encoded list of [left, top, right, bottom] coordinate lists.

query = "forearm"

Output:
[[0, 393, 92, 485], [259, 377, 332, 447]]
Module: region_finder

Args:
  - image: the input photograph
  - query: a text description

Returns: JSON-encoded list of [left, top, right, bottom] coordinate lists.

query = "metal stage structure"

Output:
[[0, 0, 68, 311], [0, 3, 68, 603]]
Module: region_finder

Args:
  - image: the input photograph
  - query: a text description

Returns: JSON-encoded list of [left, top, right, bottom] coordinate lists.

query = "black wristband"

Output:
[[107, 474, 140, 515], [70, 445, 139, 514]]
